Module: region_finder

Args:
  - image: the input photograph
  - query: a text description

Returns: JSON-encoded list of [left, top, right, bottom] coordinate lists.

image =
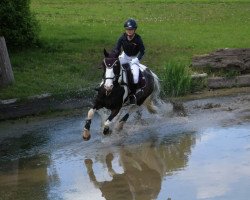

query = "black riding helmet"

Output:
[[124, 19, 137, 30]]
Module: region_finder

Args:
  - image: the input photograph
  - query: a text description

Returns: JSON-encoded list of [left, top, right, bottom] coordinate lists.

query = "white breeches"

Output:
[[119, 52, 139, 84]]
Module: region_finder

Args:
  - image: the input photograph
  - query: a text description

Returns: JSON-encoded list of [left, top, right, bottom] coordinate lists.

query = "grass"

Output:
[[162, 62, 192, 96], [1, 0, 250, 99]]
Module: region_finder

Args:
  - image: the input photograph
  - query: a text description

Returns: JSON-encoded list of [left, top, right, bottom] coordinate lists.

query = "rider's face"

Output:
[[125, 29, 135, 37]]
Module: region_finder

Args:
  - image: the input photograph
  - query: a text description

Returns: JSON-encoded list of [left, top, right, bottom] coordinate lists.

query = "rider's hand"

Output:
[[131, 58, 139, 65]]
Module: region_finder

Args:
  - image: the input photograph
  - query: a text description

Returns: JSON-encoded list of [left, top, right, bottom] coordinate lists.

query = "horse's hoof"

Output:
[[82, 134, 91, 141], [82, 129, 91, 141], [103, 127, 111, 135], [84, 159, 93, 165], [82, 133, 91, 141]]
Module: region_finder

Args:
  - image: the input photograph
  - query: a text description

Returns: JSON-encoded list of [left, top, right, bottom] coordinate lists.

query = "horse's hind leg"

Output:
[[82, 108, 96, 141], [143, 96, 158, 114], [116, 105, 139, 131], [116, 113, 130, 131]]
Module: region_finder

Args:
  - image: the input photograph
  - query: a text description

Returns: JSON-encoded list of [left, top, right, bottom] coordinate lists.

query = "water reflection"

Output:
[[84, 133, 196, 200], [0, 115, 82, 200], [0, 154, 49, 200], [0, 106, 249, 200]]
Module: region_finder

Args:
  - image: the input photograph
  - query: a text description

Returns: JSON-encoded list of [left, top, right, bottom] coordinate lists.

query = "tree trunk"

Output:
[[0, 36, 14, 87]]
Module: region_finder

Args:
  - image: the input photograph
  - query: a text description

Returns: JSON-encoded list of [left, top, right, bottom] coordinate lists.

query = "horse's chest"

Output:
[[103, 96, 122, 109]]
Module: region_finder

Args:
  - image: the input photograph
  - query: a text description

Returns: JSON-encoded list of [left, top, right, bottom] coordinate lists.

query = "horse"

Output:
[[82, 49, 160, 141]]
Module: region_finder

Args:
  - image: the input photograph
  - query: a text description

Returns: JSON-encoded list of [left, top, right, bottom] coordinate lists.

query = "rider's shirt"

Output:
[[114, 33, 145, 60]]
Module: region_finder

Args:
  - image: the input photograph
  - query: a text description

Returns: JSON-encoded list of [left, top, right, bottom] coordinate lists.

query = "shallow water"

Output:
[[0, 94, 249, 200]]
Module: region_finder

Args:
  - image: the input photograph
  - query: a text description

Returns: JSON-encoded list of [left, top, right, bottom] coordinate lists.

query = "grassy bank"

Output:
[[1, 0, 250, 99]]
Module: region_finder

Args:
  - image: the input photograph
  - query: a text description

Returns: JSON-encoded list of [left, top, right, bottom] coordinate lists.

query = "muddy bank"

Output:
[[0, 91, 94, 121], [1, 83, 250, 122], [1, 86, 250, 121]]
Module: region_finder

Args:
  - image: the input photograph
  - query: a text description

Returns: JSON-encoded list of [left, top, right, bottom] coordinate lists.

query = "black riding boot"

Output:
[[129, 83, 137, 105]]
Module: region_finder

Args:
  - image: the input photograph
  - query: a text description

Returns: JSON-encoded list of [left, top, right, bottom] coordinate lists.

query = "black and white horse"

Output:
[[82, 49, 160, 140]]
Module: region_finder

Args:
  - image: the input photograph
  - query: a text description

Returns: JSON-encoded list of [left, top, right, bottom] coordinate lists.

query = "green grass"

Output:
[[1, 0, 250, 99], [162, 62, 192, 96]]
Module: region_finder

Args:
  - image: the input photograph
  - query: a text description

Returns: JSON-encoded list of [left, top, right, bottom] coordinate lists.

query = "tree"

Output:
[[0, 0, 40, 48], [0, 37, 14, 87]]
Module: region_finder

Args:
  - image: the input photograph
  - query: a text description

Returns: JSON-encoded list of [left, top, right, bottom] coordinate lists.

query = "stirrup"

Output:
[[129, 95, 137, 105]]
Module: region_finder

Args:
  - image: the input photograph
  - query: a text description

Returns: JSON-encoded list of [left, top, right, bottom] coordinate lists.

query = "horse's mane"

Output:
[[104, 49, 120, 59]]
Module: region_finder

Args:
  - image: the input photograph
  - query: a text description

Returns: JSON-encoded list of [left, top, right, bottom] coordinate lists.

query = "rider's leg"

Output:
[[118, 52, 139, 105], [129, 63, 140, 105], [119, 52, 131, 65]]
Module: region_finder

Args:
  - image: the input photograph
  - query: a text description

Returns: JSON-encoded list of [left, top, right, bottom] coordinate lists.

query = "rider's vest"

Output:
[[114, 33, 145, 60]]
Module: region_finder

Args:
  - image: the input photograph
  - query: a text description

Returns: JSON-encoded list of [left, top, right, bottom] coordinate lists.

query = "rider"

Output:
[[113, 18, 145, 105]]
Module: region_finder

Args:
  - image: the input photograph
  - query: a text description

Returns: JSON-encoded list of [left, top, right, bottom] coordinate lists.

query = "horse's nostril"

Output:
[[104, 85, 113, 91]]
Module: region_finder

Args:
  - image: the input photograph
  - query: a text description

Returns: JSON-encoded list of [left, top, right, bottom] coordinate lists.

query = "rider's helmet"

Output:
[[124, 18, 137, 30]]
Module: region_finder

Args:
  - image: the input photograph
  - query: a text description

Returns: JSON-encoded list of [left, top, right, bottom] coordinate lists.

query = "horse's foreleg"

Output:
[[106, 153, 116, 176], [103, 109, 120, 135], [82, 108, 96, 141], [84, 159, 101, 188]]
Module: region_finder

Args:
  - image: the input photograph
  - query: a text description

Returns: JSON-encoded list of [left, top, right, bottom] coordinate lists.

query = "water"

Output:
[[0, 94, 249, 200]]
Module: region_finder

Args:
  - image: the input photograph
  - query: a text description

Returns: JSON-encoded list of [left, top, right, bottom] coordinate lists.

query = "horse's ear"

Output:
[[103, 48, 109, 57], [112, 49, 120, 58]]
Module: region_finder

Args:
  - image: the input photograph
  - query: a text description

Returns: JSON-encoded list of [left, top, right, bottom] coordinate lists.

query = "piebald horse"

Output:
[[82, 49, 160, 140]]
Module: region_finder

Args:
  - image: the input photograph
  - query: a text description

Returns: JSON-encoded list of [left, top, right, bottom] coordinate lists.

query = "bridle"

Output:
[[102, 57, 129, 101], [103, 58, 121, 83]]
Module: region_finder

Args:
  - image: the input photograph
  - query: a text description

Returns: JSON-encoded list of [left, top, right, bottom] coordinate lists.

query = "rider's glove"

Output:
[[131, 57, 139, 65]]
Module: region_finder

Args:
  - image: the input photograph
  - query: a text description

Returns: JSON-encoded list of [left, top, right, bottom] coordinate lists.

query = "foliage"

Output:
[[0, 0, 40, 48], [162, 62, 192, 97], [190, 76, 207, 92]]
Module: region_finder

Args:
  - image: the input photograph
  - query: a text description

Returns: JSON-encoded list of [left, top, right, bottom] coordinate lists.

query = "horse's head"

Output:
[[102, 49, 121, 93]]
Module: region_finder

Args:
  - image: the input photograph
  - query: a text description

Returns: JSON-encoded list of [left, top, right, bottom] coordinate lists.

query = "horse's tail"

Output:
[[144, 70, 161, 114], [151, 71, 161, 101]]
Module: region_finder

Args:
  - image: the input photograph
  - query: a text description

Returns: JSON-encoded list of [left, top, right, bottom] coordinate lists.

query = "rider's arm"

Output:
[[137, 36, 145, 60], [113, 35, 123, 54]]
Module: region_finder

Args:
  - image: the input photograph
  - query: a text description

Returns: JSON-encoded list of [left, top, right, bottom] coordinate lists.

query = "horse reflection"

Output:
[[84, 133, 196, 200]]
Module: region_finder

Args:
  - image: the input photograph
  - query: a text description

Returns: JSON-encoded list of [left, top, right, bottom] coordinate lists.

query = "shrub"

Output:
[[162, 62, 192, 97], [0, 0, 40, 49]]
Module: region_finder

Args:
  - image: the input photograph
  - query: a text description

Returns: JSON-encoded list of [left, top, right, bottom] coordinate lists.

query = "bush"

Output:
[[162, 62, 192, 97], [0, 0, 40, 48]]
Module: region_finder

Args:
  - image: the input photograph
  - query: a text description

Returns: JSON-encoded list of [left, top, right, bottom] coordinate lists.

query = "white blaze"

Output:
[[104, 68, 114, 89]]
